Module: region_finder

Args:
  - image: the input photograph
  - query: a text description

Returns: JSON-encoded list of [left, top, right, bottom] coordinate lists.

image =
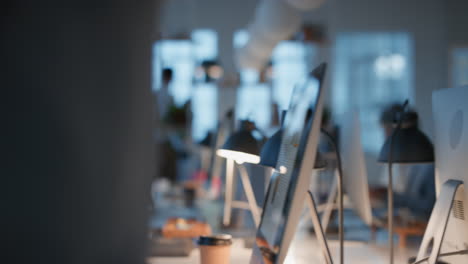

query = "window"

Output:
[[332, 32, 413, 154], [452, 47, 468, 87], [191, 29, 219, 141], [152, 40, 194, 106], [152, 30, 219, 141], [236, 70, 271, 131], [192, 29, 218, 62], [233, 31, 317, 131], [234, 30, 271, 131], [271, 41, 316, 110], [192, 82, 218, 141]]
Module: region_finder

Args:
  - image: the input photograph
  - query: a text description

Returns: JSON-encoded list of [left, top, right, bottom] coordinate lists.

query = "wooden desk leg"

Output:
[[399, 233, 406, 248], [371, 225, 377, 241]]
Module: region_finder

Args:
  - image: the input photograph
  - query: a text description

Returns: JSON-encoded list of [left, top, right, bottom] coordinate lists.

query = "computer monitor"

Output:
[[250, 63, 327, 264], [429, 86, 468, 263], [339, 110, 373, 227]]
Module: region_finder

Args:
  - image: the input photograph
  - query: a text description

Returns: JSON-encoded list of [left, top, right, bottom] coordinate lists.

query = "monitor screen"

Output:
[[250, 63, 326, 264]]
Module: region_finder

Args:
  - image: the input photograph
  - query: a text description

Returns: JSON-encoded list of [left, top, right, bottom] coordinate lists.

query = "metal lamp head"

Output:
[[198, 131, 214, 148], [378, 113, 434, 163], [216, 128, 261, 164]]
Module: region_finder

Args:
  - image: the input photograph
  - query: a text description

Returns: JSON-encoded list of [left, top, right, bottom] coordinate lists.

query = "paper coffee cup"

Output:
[[197, 234, 232, 264]]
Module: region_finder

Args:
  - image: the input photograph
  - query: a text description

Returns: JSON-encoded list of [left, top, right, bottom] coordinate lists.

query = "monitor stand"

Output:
[[314, 169, 339, 233], [415, 179, 464, 264], [305, 190, 334, 264]]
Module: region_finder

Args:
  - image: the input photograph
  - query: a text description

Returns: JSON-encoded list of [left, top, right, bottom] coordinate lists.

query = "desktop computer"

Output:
[[415, 86, 468, 263], [318, 110, 374, 234], [339, 110, 373, 227], [249, 63, 329, 264]]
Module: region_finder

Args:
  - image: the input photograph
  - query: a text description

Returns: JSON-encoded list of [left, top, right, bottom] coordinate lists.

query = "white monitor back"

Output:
[[339, 110, 373, 226], [250, 64, 327, 264], [432, 86, 468, 262]]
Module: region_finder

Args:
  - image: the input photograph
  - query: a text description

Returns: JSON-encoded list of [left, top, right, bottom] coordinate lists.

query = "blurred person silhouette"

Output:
[[371, 104, 436, 221], [156, 68, 175, 121]]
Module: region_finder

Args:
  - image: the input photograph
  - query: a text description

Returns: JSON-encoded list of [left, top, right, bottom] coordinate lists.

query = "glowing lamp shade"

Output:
[[217, 130, 261, 164], [378, 126, 434, 163]]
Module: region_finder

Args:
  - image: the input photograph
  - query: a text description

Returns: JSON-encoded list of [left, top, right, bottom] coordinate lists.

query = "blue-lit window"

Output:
[[192, 29, 218, 62], [236, 70, 271, 131], [233, 30, 272, 131], [271, 41, 316, 110], [152, 40, 194, 106], [452, 47, 468, 87], [191, 29, 219, 141], [332, 32, 413, 154], [233, 31, 316, 131], [233, 30, 249, 49], [151, 30, 219, 142], [192, 83, 218, 141]]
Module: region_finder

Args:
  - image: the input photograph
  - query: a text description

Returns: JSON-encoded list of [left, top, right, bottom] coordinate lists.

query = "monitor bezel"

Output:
[[250, 63, 327, 264]]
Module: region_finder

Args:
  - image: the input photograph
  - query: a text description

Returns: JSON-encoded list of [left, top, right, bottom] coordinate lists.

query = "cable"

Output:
[[410, 249, 468, 264], [320, 128, 344, 264], [387, 99, 409, 264]]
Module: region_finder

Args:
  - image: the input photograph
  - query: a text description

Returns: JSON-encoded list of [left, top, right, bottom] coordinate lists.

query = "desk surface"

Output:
[[147, 237, 418, 264], [147, 239, 252, 264]]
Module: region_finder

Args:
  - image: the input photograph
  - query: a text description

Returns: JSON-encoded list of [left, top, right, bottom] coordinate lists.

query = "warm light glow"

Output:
[[216, 149, 260, 164], [207, 65, 224, 79]]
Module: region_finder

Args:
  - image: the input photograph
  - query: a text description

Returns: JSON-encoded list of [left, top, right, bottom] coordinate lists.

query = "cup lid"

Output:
[[197, 234, 232, 246]]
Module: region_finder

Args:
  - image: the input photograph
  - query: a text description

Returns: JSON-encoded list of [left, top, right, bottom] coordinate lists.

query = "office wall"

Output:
[[159, 0, 258, 73], [305, 0, 448, 139], [446, 0, 468, 45], [158, 0, 464, 139], [302, 0, 449, 182], [446, 0, 468, 88]]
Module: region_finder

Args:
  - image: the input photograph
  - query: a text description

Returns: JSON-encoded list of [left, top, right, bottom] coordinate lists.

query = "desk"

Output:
[[147, 239, 252, 264], [147, 234, 418, 264]]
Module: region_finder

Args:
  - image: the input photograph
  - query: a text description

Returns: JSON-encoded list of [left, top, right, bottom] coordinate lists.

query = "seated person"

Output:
[[379, 164, 435, 222], [371, 104, 436, 223]]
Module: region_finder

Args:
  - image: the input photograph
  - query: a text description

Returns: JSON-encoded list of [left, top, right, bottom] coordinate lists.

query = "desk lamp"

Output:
[[378, 100, 434, 264], [217, 119, 261, 164], [217, 120, 263, 226]]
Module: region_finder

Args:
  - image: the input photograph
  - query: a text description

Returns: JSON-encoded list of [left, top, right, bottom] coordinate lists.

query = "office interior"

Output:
[[4, 1, 468, 264]]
